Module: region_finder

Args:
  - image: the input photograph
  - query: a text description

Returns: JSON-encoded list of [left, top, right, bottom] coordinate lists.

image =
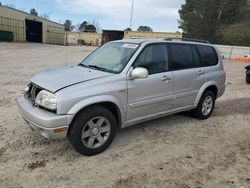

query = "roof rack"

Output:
[[164, 38, 210, 44]]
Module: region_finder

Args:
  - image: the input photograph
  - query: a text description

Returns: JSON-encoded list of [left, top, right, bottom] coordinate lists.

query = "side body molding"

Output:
[[67, 95, 125, 124], [194, 81, 218, 106]]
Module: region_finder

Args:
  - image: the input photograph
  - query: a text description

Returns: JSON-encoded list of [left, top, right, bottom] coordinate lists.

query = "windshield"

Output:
[[80, 42, 139, 73]]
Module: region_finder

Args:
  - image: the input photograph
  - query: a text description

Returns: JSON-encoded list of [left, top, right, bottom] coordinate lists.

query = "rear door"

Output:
[[196, 45, 223, 85], [169, 43, 207, 108]]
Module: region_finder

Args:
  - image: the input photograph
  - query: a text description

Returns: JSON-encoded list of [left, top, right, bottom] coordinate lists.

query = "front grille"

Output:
[[25, 83, 42, 104]]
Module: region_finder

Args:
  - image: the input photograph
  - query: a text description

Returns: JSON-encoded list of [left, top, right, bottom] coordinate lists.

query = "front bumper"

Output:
[[17, 96, 74, 139]]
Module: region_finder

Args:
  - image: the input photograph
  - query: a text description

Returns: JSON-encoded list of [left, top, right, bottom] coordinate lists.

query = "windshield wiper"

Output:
[[88, 65, 109, 72], [78, 64, 89, 68], [78, 64, 112, 73]]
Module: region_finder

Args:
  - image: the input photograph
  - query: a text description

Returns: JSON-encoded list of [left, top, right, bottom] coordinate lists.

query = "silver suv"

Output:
[[17, 39, 226, 155]]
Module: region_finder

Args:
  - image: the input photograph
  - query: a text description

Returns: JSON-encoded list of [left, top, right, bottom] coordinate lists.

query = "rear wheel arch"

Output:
[[192, 90, 216, 119], [194, 83, 218, 106], [204, 85, 218, 98]]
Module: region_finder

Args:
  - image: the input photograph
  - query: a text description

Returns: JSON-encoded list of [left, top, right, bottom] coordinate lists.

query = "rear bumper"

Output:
[[217, 84, 226, 98], [17, 96, 74, 139]]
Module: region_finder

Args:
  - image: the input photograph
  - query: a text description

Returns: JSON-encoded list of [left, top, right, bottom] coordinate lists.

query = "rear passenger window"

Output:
[[197, 45, 218, 66], [169, 44, 196, 70], [192, 46, 200, 67], [134, 44, 168, 75]]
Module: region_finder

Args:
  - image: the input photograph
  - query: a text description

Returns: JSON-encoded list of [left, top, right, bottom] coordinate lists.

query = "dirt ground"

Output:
[[0, 42, 249, 188]]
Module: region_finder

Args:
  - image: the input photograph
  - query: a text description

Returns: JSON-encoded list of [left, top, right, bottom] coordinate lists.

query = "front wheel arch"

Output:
[[67, 105, 117, 155], [67, 102, 122, 136]]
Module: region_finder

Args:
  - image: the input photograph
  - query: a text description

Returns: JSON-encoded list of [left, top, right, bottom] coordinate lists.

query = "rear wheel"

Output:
[[192, 90, 215, 119], [68, 106, 117, 156]]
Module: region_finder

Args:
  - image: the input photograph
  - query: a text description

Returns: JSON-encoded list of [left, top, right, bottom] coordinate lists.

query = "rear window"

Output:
[[197, 45, 218, 66]]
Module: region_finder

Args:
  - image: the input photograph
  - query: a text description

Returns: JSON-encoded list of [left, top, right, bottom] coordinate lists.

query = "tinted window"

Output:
[[134, 44, 168, 74], [192, 46, 200, 67], [169, 44, 195, 70], [197, 45, 218, 66]]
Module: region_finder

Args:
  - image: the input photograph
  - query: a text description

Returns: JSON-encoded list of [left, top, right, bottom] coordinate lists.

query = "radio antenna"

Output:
[[65, 32, 69, 66], [130, 0, 134, 29]]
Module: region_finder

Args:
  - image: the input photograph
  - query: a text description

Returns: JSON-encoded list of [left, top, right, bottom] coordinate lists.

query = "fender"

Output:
[[194, 81, 218, 106], [67, 95, 125, 123]]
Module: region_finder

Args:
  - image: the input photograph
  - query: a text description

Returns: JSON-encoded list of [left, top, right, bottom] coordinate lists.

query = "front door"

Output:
[[126, 44, 173, 121]]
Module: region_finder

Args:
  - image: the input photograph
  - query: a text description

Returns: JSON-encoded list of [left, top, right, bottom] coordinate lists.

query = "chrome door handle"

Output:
[[161, 75, 171, 81], [198, 70, 205, 75]]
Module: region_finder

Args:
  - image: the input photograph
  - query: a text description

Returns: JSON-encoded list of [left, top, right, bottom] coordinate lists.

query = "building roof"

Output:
[[0, 5, 64, 26]]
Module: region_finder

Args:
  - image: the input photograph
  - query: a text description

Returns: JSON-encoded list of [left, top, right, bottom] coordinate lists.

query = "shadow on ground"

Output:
[[214, 98, 250, 116]]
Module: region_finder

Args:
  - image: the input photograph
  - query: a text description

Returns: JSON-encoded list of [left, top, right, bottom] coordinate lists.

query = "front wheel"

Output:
[[192, 91, 216, 119], [68, 106, 117, 156]]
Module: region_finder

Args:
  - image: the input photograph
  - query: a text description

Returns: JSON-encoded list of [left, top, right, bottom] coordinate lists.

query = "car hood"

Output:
[[31, 65, 113, 93]]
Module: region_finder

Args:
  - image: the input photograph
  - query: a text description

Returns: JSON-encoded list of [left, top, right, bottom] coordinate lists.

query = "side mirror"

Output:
[[130, 67, 148, 79]]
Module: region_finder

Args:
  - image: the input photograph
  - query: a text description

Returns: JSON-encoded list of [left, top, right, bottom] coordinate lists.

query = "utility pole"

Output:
[[130, 0, 134, 29]]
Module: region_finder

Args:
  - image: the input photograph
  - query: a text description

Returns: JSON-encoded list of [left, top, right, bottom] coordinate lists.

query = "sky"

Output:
[[1, 0, 185, 32]]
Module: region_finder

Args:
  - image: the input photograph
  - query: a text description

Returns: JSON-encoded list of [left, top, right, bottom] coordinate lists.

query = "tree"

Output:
[[78, 20, 100, 32], [74, 23, 81, 31], [216, 23, 250, 46], [84, 24, 96, 33], [137, 26, 153, 32], [30, 8, 38, 16], [178, 0, 250, 44], [79, 21, 88, 32], [64, 19, 75, 31], [40, 13, 50, 19], [179, 0, 218, 42], [0, 2, 2, 6], [124, 28, 132, 31], [93, 20, 100, 32]]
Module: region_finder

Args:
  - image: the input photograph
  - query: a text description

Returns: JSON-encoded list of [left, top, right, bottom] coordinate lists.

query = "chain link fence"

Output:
[[215, 44, 250, 60]]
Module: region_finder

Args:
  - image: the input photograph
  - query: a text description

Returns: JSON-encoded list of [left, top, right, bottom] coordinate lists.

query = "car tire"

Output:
[[192, 90, 216, 120], [246, 75, 250, 84], [68, 106, 117, 156]]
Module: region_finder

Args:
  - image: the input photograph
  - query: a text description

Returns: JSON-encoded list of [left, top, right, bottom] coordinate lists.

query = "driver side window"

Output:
[[133, 44, 168, 75]]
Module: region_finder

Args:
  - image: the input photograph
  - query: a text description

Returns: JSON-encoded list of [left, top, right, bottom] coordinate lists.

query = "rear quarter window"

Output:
[[197, 45, 218, 66]]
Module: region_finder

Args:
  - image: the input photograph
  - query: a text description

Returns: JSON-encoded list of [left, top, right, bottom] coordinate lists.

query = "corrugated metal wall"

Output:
[[47, 25, 65, 45], [0, 6, 65, 45], [66, 32, 101, 46], [0, 16, 25, 41]]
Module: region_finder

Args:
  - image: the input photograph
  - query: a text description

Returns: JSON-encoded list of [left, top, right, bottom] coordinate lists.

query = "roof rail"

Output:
[[164, 38, 210, 44]]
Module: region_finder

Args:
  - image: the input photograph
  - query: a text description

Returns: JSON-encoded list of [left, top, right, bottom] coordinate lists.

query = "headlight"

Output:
[[23, 85, 30, 94], [24, 86, 29, 93], [35, 90, 57, 110]]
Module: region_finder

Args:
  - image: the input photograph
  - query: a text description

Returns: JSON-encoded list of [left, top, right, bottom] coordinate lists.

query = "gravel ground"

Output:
[[0, 42, 249, 188]]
